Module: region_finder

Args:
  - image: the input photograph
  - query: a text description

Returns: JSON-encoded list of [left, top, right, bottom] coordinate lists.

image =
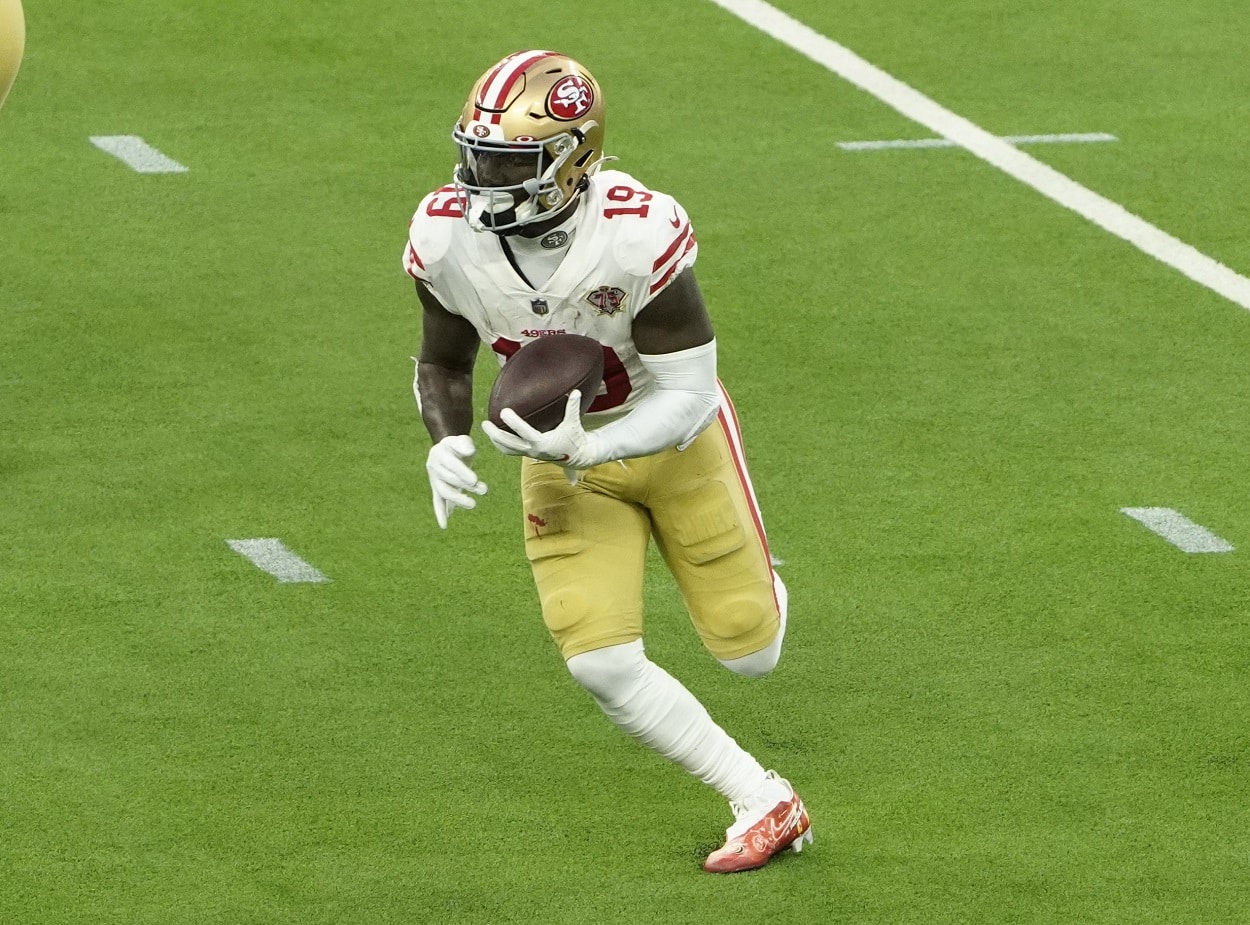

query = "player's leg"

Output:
[[524, 456, 801, 864], [564, 639, 789, 808], [647, 391, 787, 674], [0, 0, 24, 110], [521, 456, 651, 656], [645, 390, 811, 872]]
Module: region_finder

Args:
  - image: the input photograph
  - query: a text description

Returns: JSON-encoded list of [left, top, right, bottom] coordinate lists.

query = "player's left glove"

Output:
[[481, 390, 603, 478]]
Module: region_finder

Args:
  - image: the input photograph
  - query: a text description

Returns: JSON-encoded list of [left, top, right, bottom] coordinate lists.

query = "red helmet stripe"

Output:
[[477, 50, 559, 123]]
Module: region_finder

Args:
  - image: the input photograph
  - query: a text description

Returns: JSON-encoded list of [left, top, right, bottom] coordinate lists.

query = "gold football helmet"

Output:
[[452, 50, 607, 233]]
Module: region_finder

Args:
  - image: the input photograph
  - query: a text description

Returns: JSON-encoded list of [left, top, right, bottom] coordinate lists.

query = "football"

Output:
[[488, 334, 605, 434]]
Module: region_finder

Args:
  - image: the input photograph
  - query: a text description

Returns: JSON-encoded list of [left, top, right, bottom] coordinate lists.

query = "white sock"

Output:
[[566, 640, 769, 805]]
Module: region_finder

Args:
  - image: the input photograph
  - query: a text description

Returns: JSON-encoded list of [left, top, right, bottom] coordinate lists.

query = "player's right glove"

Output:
[[426, 434, 488, 530]]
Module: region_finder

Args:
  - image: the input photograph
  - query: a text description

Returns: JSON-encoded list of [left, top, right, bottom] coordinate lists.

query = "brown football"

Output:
[[487, 334, 605, 434]]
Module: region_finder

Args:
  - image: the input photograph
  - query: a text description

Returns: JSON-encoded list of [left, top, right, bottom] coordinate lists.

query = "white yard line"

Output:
[[226, 538, 331, 583], [1121, 508, 1234, 554], [89, 135, 188, 173], [838, 132, 1117, 152], [708, 0, 1250, 313]]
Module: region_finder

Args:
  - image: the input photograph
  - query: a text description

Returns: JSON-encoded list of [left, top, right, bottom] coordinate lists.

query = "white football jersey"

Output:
[[403, 169, 698, 420]]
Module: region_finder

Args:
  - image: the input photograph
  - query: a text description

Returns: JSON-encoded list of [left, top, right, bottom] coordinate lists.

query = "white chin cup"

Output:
[[471, 190, 515, 216], [514, 198, 543, 224], [465, 191, 546, 232], [466, 190, 520, 232]]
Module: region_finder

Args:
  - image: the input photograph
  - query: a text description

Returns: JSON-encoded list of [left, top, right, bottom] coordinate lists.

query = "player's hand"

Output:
[[480, 417, 530, 457], [426, 434, 488, 530], [482, 390, 602, 476]]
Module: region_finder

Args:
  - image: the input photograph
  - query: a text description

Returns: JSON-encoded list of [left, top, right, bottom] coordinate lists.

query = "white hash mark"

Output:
[[226, 538, 331, 583], [90, 135, 188, 173], [1121, 508, 1234, 554]]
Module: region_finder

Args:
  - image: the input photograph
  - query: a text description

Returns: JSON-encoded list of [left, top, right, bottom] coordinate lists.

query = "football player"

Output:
[[0, 0, 23, 110], [405, 51, 811, 873]]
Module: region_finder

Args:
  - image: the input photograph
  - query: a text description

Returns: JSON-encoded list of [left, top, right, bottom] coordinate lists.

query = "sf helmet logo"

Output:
[[547, 75, 594, 120]]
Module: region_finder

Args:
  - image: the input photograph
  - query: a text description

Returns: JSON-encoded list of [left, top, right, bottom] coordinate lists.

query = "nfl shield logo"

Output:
[[530, 299, 549, 316]]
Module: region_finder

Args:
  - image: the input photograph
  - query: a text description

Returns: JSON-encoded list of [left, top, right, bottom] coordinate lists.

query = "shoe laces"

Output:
[[725, 771, 793, 839], [725, 801, 753, 840]]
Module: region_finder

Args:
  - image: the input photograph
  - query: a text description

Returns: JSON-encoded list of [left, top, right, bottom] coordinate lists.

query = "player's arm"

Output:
[[584, 266, 720, 460], [484, 267, 722, 469], [414, 281, 487, 529], [630, 267, 714, 354], [415, 281, 479, 440]]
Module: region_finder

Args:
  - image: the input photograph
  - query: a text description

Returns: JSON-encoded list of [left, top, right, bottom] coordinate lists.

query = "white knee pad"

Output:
[[565, 639, 647, 707], [718, 571, 788, 678]]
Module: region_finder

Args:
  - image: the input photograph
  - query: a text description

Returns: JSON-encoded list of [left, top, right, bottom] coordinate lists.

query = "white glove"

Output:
[[481, 390, 603, 478], [426, 434, 488, 530]]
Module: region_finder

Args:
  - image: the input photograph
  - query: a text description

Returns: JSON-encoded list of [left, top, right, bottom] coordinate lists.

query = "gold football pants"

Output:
[[521, 401, 783, 660], [0, 0, 23, 110]]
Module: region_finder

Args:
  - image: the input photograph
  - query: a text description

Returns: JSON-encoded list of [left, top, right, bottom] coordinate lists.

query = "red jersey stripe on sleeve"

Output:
[[649, 232, 697, 295], [652, 223, 691, 272], [403, 242, 426, 280]]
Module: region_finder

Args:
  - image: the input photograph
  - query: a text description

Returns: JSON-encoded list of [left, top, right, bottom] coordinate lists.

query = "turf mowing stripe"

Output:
[[709, 0, 1250, 313], [226, 538, 331, 582], [1120, 508, 1234, 554], [838, 132, 1118, 152], [89, 135, 188, 173]]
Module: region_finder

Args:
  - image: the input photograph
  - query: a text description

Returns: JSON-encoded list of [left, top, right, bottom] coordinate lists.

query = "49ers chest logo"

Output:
[[584, 285, 627, 316], [547, 75, 594, 120]]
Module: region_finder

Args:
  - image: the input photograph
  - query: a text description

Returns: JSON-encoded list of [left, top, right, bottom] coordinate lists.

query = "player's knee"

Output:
[[699, 595, 774, 644], [712, 594, 786, 677], [565, 640, 647, 706], [719, 595, 776, 638]]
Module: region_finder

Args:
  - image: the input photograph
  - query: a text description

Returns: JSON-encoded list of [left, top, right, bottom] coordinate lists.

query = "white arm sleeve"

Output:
[[582, 339, 721, 465]]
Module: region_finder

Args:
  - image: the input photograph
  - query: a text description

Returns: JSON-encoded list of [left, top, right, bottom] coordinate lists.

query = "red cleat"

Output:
[[704, 774, 812, 873]]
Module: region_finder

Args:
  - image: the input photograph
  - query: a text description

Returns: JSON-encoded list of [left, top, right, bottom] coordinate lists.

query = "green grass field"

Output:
[[3, 1, 1249, 922]]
